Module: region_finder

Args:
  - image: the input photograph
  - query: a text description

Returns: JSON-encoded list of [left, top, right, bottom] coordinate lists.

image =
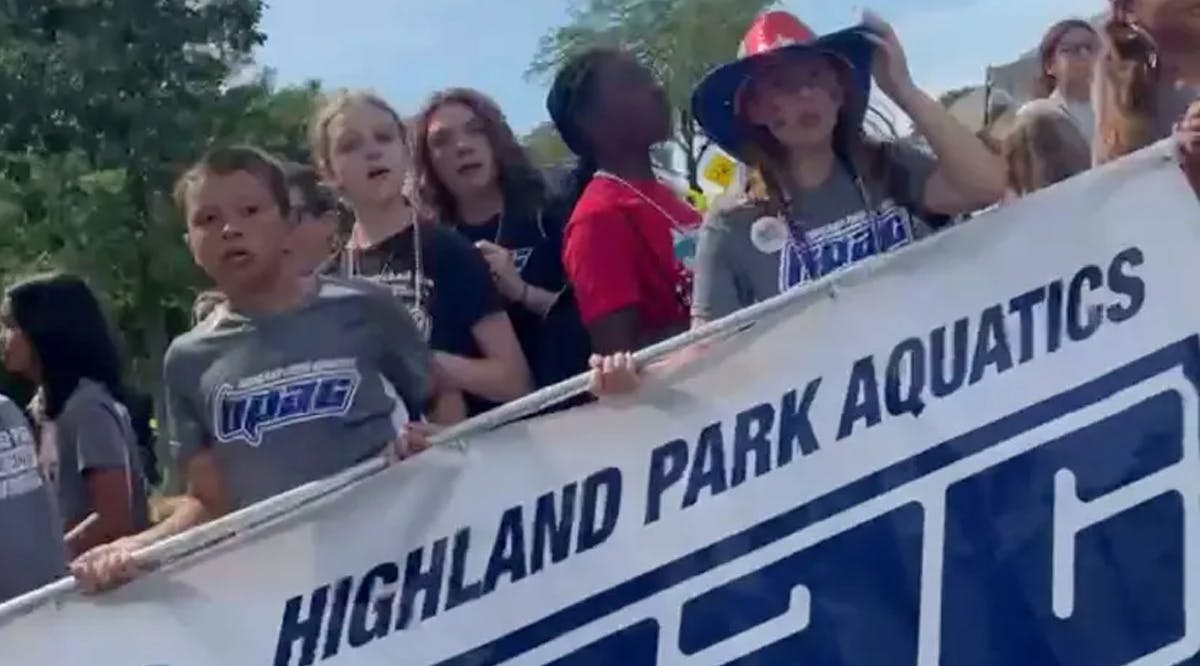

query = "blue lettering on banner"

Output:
[[215, 370, 361, 445], [431, 336, 1199, 665], [836, 247, 1146, 440], [269, 247, 1176, 665]]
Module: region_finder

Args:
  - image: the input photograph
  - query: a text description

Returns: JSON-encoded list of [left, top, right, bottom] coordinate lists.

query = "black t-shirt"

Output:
[[348, 223, 503, 416], [453, 208, 568, 386]]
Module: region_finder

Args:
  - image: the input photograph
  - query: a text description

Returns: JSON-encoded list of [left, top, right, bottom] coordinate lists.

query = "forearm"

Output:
[[428, 390, 468, 425], [434, 351, 532, 403], [65, 513, 133, 559], [121, 495, 216, 551], [516, 283, 557, 317], [897, 86, 1007, 196]]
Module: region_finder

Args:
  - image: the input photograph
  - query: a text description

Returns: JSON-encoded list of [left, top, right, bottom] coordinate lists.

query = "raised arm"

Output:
[[863, 11, 1007, 214]]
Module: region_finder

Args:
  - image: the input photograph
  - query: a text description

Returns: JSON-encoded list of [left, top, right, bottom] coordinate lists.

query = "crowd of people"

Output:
[[1, 0, 1198, 606]]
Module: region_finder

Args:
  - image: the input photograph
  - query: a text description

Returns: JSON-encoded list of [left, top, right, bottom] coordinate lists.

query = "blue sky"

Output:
[[257, 0, 1106, 135]]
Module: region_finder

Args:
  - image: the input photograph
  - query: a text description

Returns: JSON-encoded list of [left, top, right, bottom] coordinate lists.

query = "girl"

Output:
[[0, 392, 66, 602], [311, 90, 531, 418], [72, 145, 438, 591], [547, 48, 703, 355], [588, 10, 1006, 396], [688, 10, 1005, 325], [1018, 19, 1100, 147], [1, 273, 149, 559], [411, 88, 587, 387], [1095, 0, 1200, 187]]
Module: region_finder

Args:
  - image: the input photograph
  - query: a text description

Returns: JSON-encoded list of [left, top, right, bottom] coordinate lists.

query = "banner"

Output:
[[2, 145, 1200, 665]]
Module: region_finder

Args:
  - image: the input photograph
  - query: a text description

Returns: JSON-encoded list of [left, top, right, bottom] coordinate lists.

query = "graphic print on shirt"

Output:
[[779, 202, 915, 290], [512, 247, 534, 274], [214, 358, 362, 446], [0, 421, 43, 501], [373, 270, 435, 342], [671, 227, 699, 310]]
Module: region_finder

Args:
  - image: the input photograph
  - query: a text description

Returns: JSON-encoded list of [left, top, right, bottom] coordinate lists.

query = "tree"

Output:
[[521, 121, 574, 169], [528, 0, 778, 190], [0, 1, 317, 486]]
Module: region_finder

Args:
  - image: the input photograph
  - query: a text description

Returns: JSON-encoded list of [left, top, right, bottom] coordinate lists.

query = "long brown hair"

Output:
[[1035, 19, 1098, 98], [1096, 0, 1162, 163], [410, 88, 547, 222]]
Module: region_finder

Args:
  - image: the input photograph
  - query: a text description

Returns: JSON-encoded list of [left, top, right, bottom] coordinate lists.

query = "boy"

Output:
[[73, 146, 436, 591]]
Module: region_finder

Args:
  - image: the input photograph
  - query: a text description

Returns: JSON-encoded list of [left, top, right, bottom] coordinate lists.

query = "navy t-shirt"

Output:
[[453, 208, 570, 386], [347, 223, 503, 416]]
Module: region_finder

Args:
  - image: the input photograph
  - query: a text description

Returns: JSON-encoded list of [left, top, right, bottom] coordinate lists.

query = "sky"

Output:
[[256, 0, 1107, 136]]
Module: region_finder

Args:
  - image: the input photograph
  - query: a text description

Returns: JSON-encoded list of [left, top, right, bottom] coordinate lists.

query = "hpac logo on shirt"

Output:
[[213, 363, 362, 446], [780, 203, 915, 290]]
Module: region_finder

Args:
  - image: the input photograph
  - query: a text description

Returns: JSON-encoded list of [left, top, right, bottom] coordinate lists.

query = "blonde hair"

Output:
[[1002, 106, 1091, 195], [308, 89, 408, 176]]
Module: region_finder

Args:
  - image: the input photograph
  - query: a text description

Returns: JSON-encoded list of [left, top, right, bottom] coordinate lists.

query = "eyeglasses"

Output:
[[293, 188, 339, 221], [1057, 42, 1096, 57]]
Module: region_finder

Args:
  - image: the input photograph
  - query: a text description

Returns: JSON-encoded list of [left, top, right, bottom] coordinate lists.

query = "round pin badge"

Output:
[[750, 216, 789, 254]]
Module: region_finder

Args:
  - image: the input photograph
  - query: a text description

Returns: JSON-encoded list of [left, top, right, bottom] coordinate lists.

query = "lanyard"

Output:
[[593, 170, 696, 233]]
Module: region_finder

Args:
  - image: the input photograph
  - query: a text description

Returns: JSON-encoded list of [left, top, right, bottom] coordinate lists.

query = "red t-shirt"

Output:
[[563, 174, 702, 332]]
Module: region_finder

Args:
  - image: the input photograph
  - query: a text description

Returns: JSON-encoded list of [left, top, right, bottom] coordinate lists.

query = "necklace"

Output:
[[347, 208, 425, 328], [594, 170, 695, 231]]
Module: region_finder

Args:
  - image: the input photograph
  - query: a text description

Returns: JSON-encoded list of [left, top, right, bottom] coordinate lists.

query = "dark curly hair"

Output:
[[411, 87, 547, 222]]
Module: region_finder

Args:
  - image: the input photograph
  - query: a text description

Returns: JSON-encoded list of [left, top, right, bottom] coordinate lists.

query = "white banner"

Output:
[[2, 145, 1200, 666]]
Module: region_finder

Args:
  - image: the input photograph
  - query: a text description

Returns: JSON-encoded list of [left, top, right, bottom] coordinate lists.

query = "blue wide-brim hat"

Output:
[[692, 11, 877, 161]]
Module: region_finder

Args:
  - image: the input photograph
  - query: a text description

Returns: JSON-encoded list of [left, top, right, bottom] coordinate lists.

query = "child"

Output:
[[547, 49, 703, 354], [71, 145, 436, 592], [411, 88, 587, 388], [311, 90, 531, 418], [0, 392, 66, 602], [2, 273, 150, 558]]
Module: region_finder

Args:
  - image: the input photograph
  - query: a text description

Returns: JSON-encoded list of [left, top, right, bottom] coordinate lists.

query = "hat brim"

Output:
[[692, 26, 877, 162]]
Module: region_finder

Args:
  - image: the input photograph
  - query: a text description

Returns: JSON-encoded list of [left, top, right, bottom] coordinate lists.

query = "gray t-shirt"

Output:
[[164, 276, 432, 509], [42, 379, 149, 533], [0, 395, 66, 602], [692, 142, 939, 321]]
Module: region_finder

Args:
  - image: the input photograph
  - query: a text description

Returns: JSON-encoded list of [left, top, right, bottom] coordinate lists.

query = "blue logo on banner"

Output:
[[215, 370, 361, 446], [438, 338, 1200, 665]]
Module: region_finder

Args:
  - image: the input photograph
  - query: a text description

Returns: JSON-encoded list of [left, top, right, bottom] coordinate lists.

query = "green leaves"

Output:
[[521, 121, 574, 169], [0, 0, 317, 396]]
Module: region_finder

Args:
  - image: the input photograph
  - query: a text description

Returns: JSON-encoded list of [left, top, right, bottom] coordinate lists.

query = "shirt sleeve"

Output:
[[562, 208, 642, 325], [163, 341, 211, 466], [365, 286, 433, 414], [60, 395, 130, 473], [887, 141, 938, 206], [691, 204, 744, 322]]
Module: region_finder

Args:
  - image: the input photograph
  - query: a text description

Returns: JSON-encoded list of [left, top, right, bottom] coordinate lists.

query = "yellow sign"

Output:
[[703, 153, 737, 189]]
